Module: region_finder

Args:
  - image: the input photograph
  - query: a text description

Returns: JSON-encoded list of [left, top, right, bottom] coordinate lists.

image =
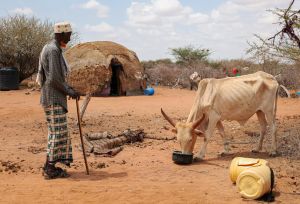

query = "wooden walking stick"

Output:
[[75, 97, 89, 175]]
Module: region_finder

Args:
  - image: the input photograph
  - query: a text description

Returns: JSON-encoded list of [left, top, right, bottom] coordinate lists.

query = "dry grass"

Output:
[[143, 59, 300, 92], [145, 62, 224, 88]]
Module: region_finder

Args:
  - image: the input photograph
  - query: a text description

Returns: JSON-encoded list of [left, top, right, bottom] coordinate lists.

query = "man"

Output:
[[37, 22, 79, 179], [232, 67, 241, 77]]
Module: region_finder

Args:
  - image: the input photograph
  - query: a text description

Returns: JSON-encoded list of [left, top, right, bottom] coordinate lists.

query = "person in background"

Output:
[[223, 68, 229, 77], [36, 22, 80, 179], [232, 67, 241, 77]]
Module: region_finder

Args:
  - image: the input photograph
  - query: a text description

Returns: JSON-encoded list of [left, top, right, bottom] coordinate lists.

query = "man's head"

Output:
[[54, 22, 72, 47]]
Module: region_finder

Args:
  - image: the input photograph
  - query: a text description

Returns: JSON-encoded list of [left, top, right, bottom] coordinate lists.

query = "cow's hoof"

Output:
[[269, 151, 277, 157], [218, 152, 233, 157], [251, 149, 260, 153], [193, 156, 204, 162]]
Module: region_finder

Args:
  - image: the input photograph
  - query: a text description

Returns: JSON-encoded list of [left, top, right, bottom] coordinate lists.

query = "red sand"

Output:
[[0, 87, 299, 203]]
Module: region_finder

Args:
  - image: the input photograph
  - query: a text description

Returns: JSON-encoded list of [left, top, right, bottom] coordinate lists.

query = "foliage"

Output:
[[143, 58, 224, 89], [141, 58, 173, 70], [247, 0, 300, 63], [143, 56, 299, 90], [0, 15, 80, 82], [207, 60, 222, 69], [0, 15, 53, 82], [68, 31, 81, 48], [170, 45, 211, 65]]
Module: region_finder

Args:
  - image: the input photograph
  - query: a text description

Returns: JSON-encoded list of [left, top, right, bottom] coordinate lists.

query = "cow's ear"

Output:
[[171, 128, 177, 134], [194, 129, 204, 137]]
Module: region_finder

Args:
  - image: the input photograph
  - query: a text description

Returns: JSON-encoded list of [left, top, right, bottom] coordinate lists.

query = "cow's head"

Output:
[[161, 108, 204, 154]]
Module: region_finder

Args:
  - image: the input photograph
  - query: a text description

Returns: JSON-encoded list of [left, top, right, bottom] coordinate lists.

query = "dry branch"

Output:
[[144, 135, 176, 140], [83, 136, 94, 153], [82, 129, 145, 156], [268, 0, 300, 49]]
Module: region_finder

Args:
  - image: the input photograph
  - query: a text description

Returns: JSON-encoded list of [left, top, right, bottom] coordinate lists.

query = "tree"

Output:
[[170, 45, 211, 65], [0, 15, 53, 82], [0, 15, 80, 82], [247, 0, 300, 63]]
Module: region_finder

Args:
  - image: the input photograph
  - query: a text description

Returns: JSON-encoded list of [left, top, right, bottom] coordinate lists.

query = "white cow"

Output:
[[161, 71, 279, 161], [189, 72, 201, 90]]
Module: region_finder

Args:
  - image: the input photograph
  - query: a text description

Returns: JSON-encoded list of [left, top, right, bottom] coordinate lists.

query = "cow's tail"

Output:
[[273, 84, 279, 122]]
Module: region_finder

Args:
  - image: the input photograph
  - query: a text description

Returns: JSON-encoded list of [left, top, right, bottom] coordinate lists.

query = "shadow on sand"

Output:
[[67, 170, 128, 181], [192, 151, 273, 168]]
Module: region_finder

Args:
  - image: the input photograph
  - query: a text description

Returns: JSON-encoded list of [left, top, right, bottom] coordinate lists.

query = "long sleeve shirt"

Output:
[[39, 40, 71, 111]]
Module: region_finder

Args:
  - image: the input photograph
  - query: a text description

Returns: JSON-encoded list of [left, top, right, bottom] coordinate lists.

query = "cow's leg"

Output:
[[190, 81, 193, 90], [252, 111, 268, 153], [265, 111, 277, 157], [194, 111, 220, 161], [216, 121, 231, 156]]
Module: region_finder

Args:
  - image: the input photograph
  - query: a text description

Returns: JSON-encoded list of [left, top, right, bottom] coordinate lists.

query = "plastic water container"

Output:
[[237, 165, 273, 199], [229, 157, 268, 183], [0, 67, 19, 91], [144, 87, 154, 95]]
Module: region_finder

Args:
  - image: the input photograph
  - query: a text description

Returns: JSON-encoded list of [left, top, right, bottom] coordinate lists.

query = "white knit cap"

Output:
[[54, 22, 72, 33]]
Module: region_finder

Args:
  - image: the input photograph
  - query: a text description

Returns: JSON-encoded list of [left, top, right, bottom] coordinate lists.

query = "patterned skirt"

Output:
[[44, 104, 73, 165]]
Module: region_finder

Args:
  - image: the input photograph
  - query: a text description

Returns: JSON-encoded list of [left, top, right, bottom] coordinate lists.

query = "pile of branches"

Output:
[[83, 129, 145, 156]]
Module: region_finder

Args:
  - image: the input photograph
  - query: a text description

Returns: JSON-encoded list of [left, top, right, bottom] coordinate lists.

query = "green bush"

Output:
[[170, 45, 210, 65]]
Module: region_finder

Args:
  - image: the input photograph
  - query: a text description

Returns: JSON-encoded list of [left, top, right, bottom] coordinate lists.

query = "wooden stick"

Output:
[[76, 98, 89, 175]]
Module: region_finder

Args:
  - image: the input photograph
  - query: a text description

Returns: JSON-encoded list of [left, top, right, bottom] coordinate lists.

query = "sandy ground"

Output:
[[0, 86, 300, 204]]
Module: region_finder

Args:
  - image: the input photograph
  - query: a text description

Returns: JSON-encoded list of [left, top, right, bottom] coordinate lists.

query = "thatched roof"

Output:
[[65, 41, 145, 95]]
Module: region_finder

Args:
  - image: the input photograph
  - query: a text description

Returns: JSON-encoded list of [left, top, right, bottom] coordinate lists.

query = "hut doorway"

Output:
[[110, 63, 125, 96]]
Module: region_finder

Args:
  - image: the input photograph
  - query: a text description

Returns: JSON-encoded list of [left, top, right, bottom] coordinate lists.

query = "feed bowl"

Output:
[[172, 150, 193, 164]]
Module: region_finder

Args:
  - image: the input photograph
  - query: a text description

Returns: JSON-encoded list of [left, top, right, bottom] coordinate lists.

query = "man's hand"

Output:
[[68, 88, 80, 100]]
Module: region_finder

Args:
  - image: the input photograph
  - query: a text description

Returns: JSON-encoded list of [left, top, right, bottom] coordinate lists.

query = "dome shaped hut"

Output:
[[65, 41, 146, 97], [64, 41, 146, 121]]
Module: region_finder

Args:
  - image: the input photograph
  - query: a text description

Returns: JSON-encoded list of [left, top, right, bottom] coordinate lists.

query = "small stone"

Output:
[[96, 162, 106, 169], [162, 126, 169, 130]]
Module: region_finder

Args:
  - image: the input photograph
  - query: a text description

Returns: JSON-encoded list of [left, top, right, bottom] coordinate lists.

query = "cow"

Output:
[[161, 71, 279, 161]]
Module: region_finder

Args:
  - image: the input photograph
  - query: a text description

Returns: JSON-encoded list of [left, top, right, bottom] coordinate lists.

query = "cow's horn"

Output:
[[161, 108, 176, 127], [192, 115, 205, 129]]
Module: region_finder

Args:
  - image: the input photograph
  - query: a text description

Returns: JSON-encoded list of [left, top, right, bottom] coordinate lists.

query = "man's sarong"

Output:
[[44, 104, 73, 165]]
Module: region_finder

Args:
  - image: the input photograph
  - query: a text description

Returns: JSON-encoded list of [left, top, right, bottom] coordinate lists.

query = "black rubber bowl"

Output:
[[172, 151, 193, 164]]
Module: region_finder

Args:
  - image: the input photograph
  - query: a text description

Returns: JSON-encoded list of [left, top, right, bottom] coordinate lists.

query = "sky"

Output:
[[0, 0, 299, 61]]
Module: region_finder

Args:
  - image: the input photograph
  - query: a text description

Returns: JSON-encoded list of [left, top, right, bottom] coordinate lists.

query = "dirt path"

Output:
[[0, 87, 300, 204]]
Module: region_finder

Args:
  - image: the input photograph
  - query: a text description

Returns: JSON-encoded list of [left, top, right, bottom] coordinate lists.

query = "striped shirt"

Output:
[[39, 40, 71, 111]]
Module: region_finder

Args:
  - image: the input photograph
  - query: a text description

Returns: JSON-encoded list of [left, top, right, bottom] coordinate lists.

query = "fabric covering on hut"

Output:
[[64, 41, 146, 96]]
